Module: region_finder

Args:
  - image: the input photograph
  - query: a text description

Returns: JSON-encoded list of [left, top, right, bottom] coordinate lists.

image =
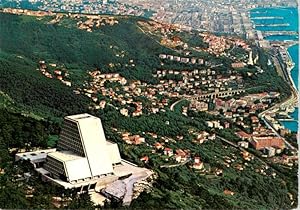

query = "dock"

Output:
[[254, 23, 290, 27]]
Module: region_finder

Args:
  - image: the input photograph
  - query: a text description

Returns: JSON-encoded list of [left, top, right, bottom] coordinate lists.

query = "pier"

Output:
[[277, 119, 297, 122], [256, 31, 299, 41], [270, 41, 299, 48], [254, 23, 290, 27], [262, 31, 298, 36], [251, 16, 284, 20]]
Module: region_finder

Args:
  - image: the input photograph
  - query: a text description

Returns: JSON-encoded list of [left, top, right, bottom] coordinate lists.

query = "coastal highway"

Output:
[[258, 93, 298, 153], [258, 80, 297, 152], [265, 47, 298, 113], [258, 46, 298, 152]]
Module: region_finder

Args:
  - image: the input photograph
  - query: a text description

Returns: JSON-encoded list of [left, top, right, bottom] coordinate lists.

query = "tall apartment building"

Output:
[[43, 113, 121, 184]]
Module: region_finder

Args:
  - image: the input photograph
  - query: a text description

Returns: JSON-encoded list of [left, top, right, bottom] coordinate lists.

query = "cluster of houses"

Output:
[[121, 133, 145, 145], [236, 130, 286, 157], [200, 32, 251, 56], [115, 128, 216, 168], [181, 89, 290, 158], [212, 92, 280, 127], [38, 61, 52, 79], [142, 20, 182, 34], [255, 165, 277, 178], [114, 128, 217, 171], [80, 63, 249, 118], [271, 154, 298, 167], [2, 8, 53, 17], [187, 130, 216, 144], [3, 8, 119, 33], [147, 21, 253, 73], [153, 69, 244, 96], [220, 150, 255, 173], [84, 70, 173, 117], [160, 36, 185, 48], [38, 61, 71, 86], [138, 20, 184, 48], [199, 91, 287, 157], [206, 120, 229, 129], [84, 66, 245, 118], [88, 71, 127, 86], [75, 15, 118, 32], [189, 101, 209, 112], [223, 154, 244, 170], [159, 54, 205, 65], [201, 34, 231, 55], [146, 141, 190, 163], [2, 8, 118, 33]]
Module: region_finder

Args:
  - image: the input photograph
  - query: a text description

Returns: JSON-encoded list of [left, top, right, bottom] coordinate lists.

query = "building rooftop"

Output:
[[48, 151, 84, 162], [66, 113, 98, 121], [15, 148, 57, 162]]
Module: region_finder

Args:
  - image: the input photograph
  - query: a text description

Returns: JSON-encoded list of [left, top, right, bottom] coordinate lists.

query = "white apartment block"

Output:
[[43, 114, 121, 184]]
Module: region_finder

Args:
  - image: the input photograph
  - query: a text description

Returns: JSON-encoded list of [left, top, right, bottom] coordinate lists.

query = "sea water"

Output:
[[282, 44, 299, 132], [250, 7, 298, 32]]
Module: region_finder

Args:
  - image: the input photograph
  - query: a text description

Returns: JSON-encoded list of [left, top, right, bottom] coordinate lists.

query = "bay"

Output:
[[250, 7, 299, 133]]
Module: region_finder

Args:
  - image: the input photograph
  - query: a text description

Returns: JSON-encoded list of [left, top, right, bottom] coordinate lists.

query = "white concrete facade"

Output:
[[43, 113, 121, 183], [107, 141, 122, 165]]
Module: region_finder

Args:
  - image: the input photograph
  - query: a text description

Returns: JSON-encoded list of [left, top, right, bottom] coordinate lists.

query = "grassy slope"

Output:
[[0, 49, 90, 118]]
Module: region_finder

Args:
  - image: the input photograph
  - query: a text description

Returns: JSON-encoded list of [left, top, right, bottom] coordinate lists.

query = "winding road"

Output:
[[170, 99, 185, 111]]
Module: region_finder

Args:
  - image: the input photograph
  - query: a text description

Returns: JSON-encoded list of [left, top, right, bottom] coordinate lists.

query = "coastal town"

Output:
[[13, 8, 297, 174], [0, 1, 298, 209], [1, 0, 298, 38]]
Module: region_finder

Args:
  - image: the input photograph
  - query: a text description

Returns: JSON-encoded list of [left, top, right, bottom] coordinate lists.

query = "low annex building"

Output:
[[250, 136, 285, 150], [16, 113, 152, 205]]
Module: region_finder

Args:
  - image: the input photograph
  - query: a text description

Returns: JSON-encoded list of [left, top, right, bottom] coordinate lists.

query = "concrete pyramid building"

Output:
[[44, 113, 121, 184]]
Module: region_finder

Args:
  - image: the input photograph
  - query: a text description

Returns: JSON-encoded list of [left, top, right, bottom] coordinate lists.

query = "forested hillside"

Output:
[[0, 12, 291, 117], [0, 13, 168, 83], [0, 51, 90, 117], [0, 12, 174, 117]]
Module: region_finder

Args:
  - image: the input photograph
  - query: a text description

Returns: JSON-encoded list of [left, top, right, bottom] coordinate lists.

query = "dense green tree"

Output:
[[67, 192, 95, 209]]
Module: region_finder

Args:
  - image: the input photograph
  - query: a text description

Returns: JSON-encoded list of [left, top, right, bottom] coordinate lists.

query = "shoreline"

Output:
[[285, 46, 297, 92], [285, 44, 298, 99], [278, 44, 298, 132], [283, 44, 298, 106]]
